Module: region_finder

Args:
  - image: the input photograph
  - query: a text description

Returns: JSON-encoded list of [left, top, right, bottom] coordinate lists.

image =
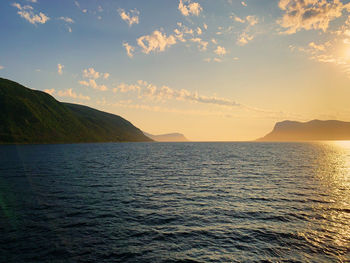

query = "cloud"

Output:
[[231, 15, 258, 45], [308, 41, 325, 51], [234, 16, 245, 23], [118, 8, 139, 26], [123, 42, 135, 58], [79, 79, 108, 91], [278, 0, 350, 34], [78, 80, 89, 86], [232, 15, 258, 25], [58, 17, 74, 23], [191, 38, 208, 51], [27, 0, 37, 3], [44, 89, 55, 95], [174, 22, 194, 42], [57, 89, 90, 100], [57, 64, 64, 75], [0, 65, 4, 70], [113, 83, 140, 93], [292, 36, 350, 78], [137, 30, 176, 53], [80, 68, 109, 91], [88, 79, 107, 91], [246, 15, 258, 26], [112, 80, 242, 108], [12, 3, 49, 25], [83, 67, 101, 79], [214, 46, 227, 56], [109, 80, 295, 119], [237, 32, 254, 45], [213, 57, 223, 63], [178, 0, 203, 16]]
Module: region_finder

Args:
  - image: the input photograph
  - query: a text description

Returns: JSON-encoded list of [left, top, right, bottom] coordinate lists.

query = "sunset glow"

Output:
[[1, 0, 350, 141]]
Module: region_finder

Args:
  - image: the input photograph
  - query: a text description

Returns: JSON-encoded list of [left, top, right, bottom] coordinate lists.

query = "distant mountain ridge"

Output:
[[258, 120, 350, 141], [0, 78, 152, 143], [143, 132, 188, 142]]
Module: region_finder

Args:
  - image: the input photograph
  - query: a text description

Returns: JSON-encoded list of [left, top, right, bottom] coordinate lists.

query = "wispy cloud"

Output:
[[237, 32, 254, 46], [291, 35, 350, 78], [178, 0, 203, 16], [137, 30, 176, 54], [111, 80, 293, 119], [79, 79, 108, 91], [233, 16, 245, 23], [79, 67, 109, 91], [113, 80, 242, 107], [174, 22, 194, 42], [74, 1, 87, 13], [57, 88, 90, 100], [58, 16, 74, 23], [308, 42, 326, 51], [118, 8, 139, 26], [278, 0, 350, 34], [214, 46, 227, 56], [230, 14, 259, 46], [57, 64, 64, 75], [12, 2, 49, 25], [83, 67, 102, 79], [191, 38, 208, 51], [0, 65, 4, 70], [44, 89, 55, 95], [123, 42, 135, 58]]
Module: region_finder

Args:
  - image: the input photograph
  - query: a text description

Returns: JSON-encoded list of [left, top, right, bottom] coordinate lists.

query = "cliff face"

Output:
[[258, 120, 350, 141], [0, 78, 152, 143]]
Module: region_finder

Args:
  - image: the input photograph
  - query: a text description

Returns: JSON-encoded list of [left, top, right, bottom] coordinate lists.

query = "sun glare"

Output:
[[332, 140, 350, 150], [343, 45, 350, 60]]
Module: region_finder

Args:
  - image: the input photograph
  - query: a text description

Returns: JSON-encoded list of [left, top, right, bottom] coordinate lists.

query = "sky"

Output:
[[1, 0, 350, 141]]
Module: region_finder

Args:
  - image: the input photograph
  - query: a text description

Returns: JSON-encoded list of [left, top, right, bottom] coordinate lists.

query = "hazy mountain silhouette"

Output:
[[143, 132, 188, 142], [0, 78, 152, 143], [258, 120, 350, 141]]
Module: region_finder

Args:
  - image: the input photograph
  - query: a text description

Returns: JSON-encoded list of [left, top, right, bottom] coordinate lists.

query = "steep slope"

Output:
[[64, 103, 151, 142], [258, 120, 350, 141], [0, 78, 151, 143], [143, 132, 188, 142]]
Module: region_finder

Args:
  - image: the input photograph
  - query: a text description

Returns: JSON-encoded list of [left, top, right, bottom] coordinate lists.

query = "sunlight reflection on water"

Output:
[[0, 142, 349, 262], [305, 141, 350, 261]]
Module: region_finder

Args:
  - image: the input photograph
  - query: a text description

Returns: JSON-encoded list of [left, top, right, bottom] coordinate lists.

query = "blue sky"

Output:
[[1, 0, 350, 140]]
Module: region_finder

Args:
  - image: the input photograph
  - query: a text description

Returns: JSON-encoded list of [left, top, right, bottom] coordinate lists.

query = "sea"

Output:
[[0, 142, 349, 262]]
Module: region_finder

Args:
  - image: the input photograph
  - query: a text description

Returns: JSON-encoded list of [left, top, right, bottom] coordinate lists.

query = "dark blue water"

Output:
[[0, 142, 349, 262]]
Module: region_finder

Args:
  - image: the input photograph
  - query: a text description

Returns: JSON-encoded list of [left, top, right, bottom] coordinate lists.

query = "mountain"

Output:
[[143, 132, 188, 142], [258, 120, 350, 141], [0, 78, 152, 143]]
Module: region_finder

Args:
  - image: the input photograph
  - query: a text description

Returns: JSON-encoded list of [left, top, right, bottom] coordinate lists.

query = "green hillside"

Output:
[[0, 78, 152, 143]]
